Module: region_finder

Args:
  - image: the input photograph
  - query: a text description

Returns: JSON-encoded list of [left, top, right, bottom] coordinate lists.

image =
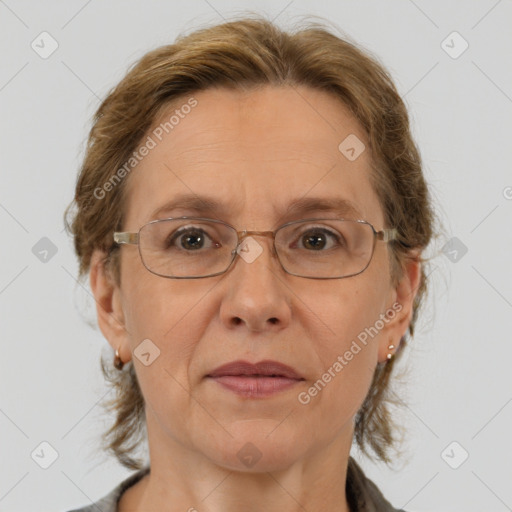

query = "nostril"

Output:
[[269, 317, 278, 325]]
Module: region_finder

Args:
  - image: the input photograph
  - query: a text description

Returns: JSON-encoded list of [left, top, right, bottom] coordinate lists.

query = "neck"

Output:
[[119, 414, 354, 512]]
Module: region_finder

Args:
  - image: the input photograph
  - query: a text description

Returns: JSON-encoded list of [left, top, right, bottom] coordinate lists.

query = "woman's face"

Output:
[[91, 85, 418, 472]]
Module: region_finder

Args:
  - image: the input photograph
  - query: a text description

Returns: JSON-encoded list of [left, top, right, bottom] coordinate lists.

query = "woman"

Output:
[[64, 15, 435, 512]]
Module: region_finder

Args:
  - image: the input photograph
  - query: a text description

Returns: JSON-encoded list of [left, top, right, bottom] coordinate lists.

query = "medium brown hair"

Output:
[[64, 15, 437, 470]]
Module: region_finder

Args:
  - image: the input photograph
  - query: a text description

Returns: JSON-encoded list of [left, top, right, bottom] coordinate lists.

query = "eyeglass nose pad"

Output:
[[233, 230, 246, 256]]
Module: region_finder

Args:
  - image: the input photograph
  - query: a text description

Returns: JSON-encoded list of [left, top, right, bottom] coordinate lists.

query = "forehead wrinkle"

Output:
[[165, 116, 343, 160], [165, 135, 342, 170]]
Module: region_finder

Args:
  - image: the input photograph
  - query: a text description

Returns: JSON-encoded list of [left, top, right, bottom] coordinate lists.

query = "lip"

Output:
[[207, 360, 303, 379], [206, 360, 305, 398]]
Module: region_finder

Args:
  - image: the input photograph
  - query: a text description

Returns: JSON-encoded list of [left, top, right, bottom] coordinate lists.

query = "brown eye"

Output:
[[293, 227, 345, 251], [167, 227, 218, 251]]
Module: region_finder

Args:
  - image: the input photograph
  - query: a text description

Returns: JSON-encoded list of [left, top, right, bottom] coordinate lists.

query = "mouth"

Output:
[[206, 360, 305, 398]]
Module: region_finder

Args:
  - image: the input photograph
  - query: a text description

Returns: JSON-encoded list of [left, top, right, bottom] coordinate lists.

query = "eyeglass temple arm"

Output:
[[113, 232, 139, 245], [377, 228, 399, 243]]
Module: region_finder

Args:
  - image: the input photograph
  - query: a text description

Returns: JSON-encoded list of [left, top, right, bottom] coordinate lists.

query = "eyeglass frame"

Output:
[[112, 216, 399, 280]]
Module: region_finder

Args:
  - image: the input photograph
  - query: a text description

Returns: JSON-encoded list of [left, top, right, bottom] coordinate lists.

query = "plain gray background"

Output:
[[1, 1, 511, 511]]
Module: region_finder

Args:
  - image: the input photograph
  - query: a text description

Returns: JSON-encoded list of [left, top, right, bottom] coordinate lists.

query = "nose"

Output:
[[218, 234, 292, 333]]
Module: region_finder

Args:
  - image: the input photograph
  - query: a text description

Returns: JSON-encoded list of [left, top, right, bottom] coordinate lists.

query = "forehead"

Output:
[[122, 85, 384, 230]]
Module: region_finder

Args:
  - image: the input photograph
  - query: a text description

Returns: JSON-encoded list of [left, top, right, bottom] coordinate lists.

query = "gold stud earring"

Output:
[[114, 347, 124, 370], [386, 341, 395, 361]]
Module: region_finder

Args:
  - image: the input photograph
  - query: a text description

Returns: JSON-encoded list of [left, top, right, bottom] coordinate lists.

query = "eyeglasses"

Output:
[[112, 216, 398, 279]]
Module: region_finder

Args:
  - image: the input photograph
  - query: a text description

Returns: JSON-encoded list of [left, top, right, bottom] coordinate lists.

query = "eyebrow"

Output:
[[148, 193, 364, 225]]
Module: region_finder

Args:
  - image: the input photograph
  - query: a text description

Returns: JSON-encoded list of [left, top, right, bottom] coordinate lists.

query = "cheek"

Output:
[[301, 353, 376, 443], [298, 321, 379, 438], [298, 278, 386, 416], [308, 277, 385, 355], [122, 280, 209, 425], [122, 275, 208, 372]]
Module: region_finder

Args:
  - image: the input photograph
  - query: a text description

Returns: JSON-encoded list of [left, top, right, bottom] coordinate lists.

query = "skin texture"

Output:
[[90, 85, 421, 512]]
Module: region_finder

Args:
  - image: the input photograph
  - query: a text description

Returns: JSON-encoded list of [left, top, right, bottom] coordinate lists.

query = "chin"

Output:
[[200, 424, 306, 473]]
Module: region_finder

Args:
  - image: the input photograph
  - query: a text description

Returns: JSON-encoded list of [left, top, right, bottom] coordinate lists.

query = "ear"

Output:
[[89, 249, 131, 364], [378, 250, 422, 363]]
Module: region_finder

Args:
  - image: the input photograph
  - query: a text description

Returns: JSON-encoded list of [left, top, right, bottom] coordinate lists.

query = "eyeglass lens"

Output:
[[138, 218, 375, 278]]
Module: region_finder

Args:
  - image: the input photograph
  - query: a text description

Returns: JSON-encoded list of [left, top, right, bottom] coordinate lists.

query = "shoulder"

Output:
[[346, 456, 407, 512], [64, 466, 150, 512]]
